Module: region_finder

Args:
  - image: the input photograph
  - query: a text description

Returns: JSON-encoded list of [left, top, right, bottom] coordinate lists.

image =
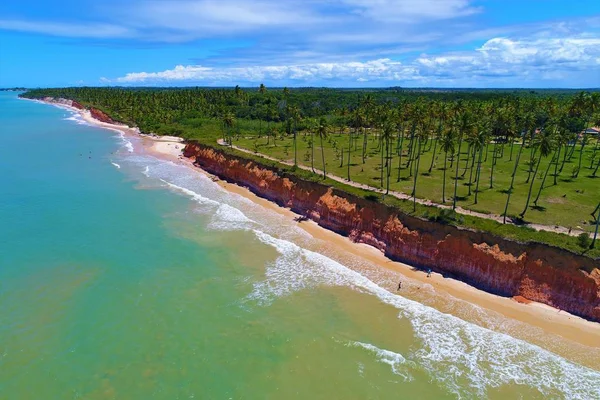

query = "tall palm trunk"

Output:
[[534, 149, 558, 206], [452, 133, 464, 210], [592, 202, 600, 249], [386, 138, 392, 195], [311, 131, 315, 173], [520, 155, 543, 218], [474, 147, 484, 204], [380, 137, 385, 189], [553, 143, 562, 185], [503, 138, 525, 223], [397, 129, 405, 182], [293, 130, 297, 166], [412, 137, 422, 212], [467, 145, 477, 196], [362, 129, 367, 163], [490, 144, 497, 188], [347, 131, 352, 181], [428, 125, 440, 173], [461, 143, 472, 178], [574, 135, 587, 178], [442, 151, 448, 203], [590, 140, 599, 169], [320, 134, 326, 179], [592, 157, 600, 177]]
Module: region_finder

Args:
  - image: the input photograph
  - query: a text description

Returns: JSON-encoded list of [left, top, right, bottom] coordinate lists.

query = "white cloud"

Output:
[[1, 0, 479, 42], [341, 0, 480, 22], [113, 58, 420, 83], [109, 35, 600, 86], [124, 0, 326, 36], [0, 19, 133, 38]]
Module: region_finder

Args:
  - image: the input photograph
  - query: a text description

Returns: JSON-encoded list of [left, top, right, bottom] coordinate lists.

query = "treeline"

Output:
[[20, 86, 600, 249]]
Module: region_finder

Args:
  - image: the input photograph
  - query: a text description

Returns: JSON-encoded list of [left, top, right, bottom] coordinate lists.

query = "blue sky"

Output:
[[1, 0, 599, 88]]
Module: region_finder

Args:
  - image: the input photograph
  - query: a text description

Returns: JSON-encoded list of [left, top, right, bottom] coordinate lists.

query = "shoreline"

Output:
[[34, 98, 600, 349]]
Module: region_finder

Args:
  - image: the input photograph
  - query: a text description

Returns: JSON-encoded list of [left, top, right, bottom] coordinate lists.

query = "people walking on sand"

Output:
[[427, 269, 432, 278], [397, 281, 402, 291]]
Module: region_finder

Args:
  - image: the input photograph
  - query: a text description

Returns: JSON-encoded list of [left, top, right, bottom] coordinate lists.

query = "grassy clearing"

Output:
[[232, 130, 600, 233]]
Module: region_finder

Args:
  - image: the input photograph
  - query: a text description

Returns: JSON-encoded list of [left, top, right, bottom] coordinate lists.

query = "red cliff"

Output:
[[89, 108, 114, 124], [184, 142, 600, 322]]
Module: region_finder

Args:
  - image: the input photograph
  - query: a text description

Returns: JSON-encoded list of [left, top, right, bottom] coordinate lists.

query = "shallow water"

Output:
[[1, 92, 599, 399]]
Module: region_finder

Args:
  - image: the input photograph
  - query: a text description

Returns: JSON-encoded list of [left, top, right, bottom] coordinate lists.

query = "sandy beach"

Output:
[[42, 98, 600, 350]]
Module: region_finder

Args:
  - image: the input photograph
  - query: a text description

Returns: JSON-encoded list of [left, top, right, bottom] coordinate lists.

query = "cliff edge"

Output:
[[184, 142, 600, 322]]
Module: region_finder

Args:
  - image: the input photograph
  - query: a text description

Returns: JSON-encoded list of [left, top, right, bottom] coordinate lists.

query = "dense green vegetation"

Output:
[[20, 87, 600, 256]]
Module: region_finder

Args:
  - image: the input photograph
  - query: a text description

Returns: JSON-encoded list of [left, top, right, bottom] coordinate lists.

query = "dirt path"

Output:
[[217, 139, 587, 238]]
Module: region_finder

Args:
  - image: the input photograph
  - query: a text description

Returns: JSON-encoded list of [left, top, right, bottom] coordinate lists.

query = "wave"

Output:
[[111, 162, 121, 169], [63, 115, 89, 125], [247, 230, 600, 399], [116, 131, 134, 152], [346, 341, 413, 381], [117, 150, 600, 399]]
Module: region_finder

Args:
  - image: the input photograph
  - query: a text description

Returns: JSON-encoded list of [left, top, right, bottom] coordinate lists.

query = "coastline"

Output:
[[34, 98, 600, 350]]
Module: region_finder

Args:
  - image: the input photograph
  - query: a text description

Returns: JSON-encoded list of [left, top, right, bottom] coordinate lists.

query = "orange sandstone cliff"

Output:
[[184, 142, 600, 322], [89, 108, 114, 124]]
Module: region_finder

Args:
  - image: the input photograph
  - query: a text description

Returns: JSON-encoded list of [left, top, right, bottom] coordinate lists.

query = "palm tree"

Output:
[[381, 119, 394, 194], [317, 117, 328, 179], [503, 123, 527, 223], [452, 105, 471, 210], [428, 102, 446, 173], [290, 106, 301, 166], [473, 123, 488, 204], [222, 111, 235, 145], [411, 121, 426, 212], [309, 118, 316, 173], [519, 128, 554, 218], [591, 202, 600, 249], [440, 128, 455, 203], [534, 118, 560, 206]]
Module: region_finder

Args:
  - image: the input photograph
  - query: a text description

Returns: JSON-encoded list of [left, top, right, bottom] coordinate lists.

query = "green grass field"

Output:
[[233, 129, 600, 233]]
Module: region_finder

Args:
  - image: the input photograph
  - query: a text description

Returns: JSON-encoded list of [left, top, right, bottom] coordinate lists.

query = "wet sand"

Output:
[[145, 139, 600, 349], [38, 99, 600, 350]]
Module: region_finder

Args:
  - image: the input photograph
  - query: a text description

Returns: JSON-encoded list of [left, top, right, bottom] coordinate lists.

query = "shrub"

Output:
[[577, 232, 591, 249]]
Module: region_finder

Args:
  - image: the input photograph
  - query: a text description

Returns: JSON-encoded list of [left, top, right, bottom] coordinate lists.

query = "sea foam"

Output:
[[119, 150, 600, 399], [247, 230, 600, 399]]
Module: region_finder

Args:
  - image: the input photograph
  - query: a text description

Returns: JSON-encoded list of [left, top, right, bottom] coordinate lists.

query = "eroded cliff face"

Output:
[[184, 142, 600, 322], [89, 108, 113, 124], [42, 97, 84, 109]]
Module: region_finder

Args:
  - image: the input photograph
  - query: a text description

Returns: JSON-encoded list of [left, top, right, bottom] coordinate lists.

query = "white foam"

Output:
[[114, 149, 600, 399], [111, 162, 121, 169], [159, 179, 220, 207], [208, 204, 255, 231], [142, 166, 150, 177], [116, 131, 134, 152], [348, 341, 413, 381], [247, 230, 600, 399]]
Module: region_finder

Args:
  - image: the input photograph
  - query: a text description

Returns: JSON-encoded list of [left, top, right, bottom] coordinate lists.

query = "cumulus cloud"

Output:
[[416, 37, 600, 81], [109, 35, 600, 86], [113, 59, 420, 83]]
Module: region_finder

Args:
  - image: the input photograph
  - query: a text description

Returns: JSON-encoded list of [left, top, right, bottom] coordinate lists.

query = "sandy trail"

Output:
[[33, 98, 600, 351], [216, 139, 588, 237]]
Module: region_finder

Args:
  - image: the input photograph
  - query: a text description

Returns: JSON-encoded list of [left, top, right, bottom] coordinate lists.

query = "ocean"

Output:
[[1, 91, 599, 399]]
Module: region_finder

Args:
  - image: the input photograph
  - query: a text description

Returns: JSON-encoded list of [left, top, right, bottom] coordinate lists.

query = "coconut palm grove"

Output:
[[20, 87, 600, 255]]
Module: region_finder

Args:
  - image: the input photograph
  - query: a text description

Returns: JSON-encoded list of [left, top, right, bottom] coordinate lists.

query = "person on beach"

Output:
[[397, 281, 402, 291], [427, 269, 432, 278]]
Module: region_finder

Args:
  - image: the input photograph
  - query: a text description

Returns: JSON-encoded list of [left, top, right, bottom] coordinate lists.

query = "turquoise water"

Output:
[[1, 92, 599, 399]]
